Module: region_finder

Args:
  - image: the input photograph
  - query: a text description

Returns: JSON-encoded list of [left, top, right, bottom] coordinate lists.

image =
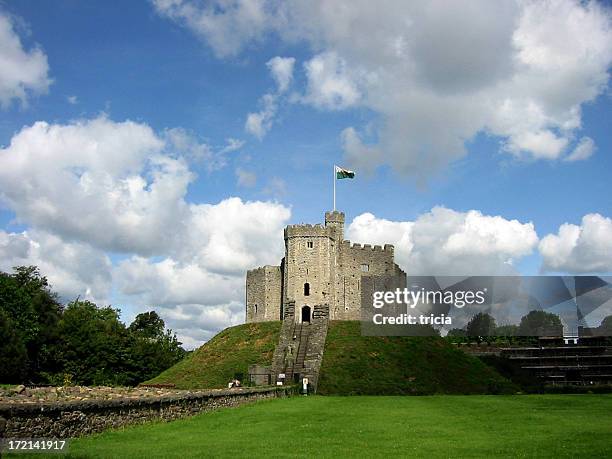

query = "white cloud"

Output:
[[235, 167, 257, 187], [67, 95, 78, 105], [0, 230, 112, 303], [0, 11, 51, 108], [0, 115, 293, 344], [504, 130, 569, 160], [0, 116, 192, 256], [245, 93, 277, 139], [113, 197, 290, 347], [347, 207, 538, 275], [155, 0, 612, 176], [180, 197, 289, 275], [564, 136, 596, 162], [267, 56, 295, 93], [303, 52, 361, 110], [151, 0, 271, 58], [245, 56, 296, 139], [539, 213, 612, 273]]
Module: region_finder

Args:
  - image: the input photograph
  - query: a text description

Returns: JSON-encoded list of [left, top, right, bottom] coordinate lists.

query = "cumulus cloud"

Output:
[[540, 213, 612, 273], [0, 11, 51, 108], [0, 116, 191, 255], [0, 230, 112, 303], [0, 115, 292, 347], [114, 197, 290, 347], [347, 208, 539, 275], [303, 52, 361, 110], [155, 0, 612, 177]]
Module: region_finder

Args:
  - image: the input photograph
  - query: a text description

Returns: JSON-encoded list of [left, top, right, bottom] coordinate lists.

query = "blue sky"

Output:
[[0, 0, 610, 346]]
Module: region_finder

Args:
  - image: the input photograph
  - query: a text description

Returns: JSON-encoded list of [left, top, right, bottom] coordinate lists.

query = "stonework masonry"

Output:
[[246, 210, 406, 324], [246, 266, 282, 322], [0, 387, 292, 439]]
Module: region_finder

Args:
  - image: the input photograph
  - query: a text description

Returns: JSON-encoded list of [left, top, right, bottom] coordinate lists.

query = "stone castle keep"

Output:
[[246, 210, 405, 324]]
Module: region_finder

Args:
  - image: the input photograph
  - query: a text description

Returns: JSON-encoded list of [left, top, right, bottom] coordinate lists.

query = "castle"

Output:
[[245, 210, 405, 324]]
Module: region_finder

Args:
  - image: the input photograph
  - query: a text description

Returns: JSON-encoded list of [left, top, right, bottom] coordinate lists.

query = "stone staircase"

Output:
[[270, 303, 330, 392]]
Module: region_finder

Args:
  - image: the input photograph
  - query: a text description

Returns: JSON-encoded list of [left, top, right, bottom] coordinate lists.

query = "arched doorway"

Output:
[[301, 305, 311, 323]]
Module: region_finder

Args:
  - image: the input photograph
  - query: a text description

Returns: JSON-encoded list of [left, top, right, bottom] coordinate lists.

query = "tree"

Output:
[[447, 328, 467, 337], [495, 324, 519, 337], [54, 300, 133, 386], [466, 313, 496, 338], [0, 308, 28, 383], [127, 311, 186, 383], [0, 266, 62, 382], [128, 311, 165, 339], [518, 310, 562, 336]]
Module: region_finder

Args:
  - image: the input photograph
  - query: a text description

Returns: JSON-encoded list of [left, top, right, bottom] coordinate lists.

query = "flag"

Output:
[[335, 166, 355, 179]]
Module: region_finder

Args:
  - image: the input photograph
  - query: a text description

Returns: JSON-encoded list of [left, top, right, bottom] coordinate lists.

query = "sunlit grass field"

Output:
[[10, 394, 612, 458]]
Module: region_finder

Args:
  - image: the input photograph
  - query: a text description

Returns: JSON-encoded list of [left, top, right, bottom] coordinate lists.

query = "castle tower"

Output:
[[325, 210, 345, 242], [283, 221, 335, 324]]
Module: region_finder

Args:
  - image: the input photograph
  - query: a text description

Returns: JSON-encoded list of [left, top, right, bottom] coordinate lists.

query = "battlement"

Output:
[[247, 265, 280, 275], [343, 242, 395, 252], [284, 224, 332, 239], [325, 210, 345, 224]]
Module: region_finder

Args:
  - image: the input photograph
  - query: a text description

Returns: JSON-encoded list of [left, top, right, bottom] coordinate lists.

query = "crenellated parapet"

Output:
[[345, 242, 395, 252], [284, 224, 332, 239]]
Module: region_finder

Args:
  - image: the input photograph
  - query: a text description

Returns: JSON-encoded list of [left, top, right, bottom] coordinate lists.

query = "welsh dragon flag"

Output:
[[335, 166, 355, 179]]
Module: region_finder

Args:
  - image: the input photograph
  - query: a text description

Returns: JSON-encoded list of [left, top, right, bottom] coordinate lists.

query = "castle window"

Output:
[[304, 282, 310, 296], [254, 304, 258, 315], [361, 264, 369, 272], [307, 241, 313, 248]]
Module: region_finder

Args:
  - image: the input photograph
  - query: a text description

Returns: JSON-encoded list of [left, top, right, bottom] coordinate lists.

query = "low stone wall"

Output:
[[0, 386, 291, 439]]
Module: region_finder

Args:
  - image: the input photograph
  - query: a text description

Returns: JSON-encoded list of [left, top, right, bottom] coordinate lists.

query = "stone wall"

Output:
[[301, 305, 330, 391], [0, 387, 291, 439], [246, 266, 282, 322], [334, 242, 402, 320]]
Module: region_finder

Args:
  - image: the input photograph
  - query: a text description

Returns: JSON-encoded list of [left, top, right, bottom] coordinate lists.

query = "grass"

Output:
[[10, 395, 612, 458], [147, 321, 514, 394], [145, 322, 281, 389], [318, 321, 516, 394]]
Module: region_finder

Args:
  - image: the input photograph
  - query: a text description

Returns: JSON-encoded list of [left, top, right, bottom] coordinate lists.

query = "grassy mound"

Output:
[[145, 322, 281, 389], [318, 321, 516, 395], [146, 320, 514, 394]]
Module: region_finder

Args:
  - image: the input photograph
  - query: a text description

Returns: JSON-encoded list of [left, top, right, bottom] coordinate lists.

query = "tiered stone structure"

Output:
[[246, 210, 405, 324]]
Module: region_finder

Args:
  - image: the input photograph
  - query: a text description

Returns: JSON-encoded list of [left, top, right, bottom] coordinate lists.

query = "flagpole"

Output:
[[333, 164, 336, 211]]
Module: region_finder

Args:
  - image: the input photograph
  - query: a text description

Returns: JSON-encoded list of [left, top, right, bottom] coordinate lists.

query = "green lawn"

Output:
[[12, 395, 612, 458]]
